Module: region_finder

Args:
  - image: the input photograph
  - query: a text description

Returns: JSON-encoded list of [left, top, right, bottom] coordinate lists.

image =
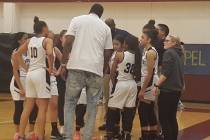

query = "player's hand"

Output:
[[60, 67, 67, 80], [138, 90, 144, 100], [152, 87, 158, 96], [53, 68, 58, 75], [47, 68, 53, 75], [20, 89, 25, 97]]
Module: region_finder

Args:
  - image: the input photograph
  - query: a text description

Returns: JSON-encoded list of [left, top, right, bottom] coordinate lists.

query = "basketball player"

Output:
[[55, 29, 67, 135], [11, 32, 38, 139], [14, 16, 54, 140], [106, 35, 140, 140], [138, 29, 159, 140], [47, 31, 63, 139]]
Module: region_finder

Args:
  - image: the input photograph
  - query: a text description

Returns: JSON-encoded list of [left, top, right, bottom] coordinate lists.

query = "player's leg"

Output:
[[122, 81, 137, 140], [50, 95, 62, 139], [28, 104, 38, 133], [36, 98, 49, 139], [13, 101, 24, 133], [18, 98, 35, 138]]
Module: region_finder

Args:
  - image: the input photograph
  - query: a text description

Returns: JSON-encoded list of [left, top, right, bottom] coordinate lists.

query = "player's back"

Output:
[[117, 51, 135, 81], [28, 36, 46, 71]]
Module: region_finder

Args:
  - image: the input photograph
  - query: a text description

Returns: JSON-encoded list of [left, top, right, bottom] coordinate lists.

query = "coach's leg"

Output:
[[64, 70, 85, 140], [83, 72, 103, 140]]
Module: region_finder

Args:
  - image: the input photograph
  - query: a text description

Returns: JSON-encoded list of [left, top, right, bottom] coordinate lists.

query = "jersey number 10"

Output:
[[31, 47, 38, 58], [124, 63, 134, 74]]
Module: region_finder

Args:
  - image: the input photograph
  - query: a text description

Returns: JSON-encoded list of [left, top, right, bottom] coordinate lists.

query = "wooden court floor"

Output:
[[1, 93, 210, 140]]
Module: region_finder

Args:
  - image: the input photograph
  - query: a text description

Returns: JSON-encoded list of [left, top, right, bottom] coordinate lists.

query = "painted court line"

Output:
[[0, 120, 13, 125]]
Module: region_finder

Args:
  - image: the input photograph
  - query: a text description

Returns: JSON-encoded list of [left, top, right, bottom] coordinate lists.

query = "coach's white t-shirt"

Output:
[[66, 13, 113, 77]]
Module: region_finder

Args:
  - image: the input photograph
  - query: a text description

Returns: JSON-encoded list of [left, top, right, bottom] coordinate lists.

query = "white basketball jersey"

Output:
[[11, 50, 29, 77], [117, 51, 135, 81], [28, 37, 46, 71], [19, 54, 30, 77], [141, 47, 158, 77]]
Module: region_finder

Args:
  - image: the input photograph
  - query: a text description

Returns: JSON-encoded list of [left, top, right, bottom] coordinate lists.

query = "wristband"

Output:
[[61, 64, 66, 67]]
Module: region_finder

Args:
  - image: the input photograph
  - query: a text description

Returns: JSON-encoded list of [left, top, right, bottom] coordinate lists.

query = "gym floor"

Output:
[[0, 93, 210, 140]]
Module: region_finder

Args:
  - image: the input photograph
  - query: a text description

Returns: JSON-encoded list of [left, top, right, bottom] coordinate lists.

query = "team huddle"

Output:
[[11, 3, 185, 140]]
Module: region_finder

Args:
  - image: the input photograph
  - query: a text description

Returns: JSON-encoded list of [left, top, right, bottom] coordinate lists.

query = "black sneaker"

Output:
[[113, 134, 121, 139], [98, 124, 106, 131], [51, 130, 63, 139], [104, 135, 114, 140], [121, 132, 131, 140]]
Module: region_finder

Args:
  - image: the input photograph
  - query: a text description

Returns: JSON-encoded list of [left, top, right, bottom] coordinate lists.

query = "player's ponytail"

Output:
[[143, 19, 156, 31], [33, 16, 47, 34]]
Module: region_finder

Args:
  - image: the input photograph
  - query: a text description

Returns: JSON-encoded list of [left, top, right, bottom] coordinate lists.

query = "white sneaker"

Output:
[[60, 126, 64, 135]]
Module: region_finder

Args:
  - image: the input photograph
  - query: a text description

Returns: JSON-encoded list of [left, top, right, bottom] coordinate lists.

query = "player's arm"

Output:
[[110, 52, 123, 85], [104, 27, 113, 74], [54, 47, 63, 76], [13, 40, 29, 71], [140, 50, 157, 93], [44, 38, 54, 74], [60, 35, 75, 80], [104, 49, 113, 74], [54, 47, 63, 63], [11, 53, 25, 96]]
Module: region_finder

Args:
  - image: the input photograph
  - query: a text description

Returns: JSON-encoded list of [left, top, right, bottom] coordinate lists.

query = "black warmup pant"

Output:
[[13, 101, 38, 125], [57, 78, 66, 126], [158, 90, 181, 140]]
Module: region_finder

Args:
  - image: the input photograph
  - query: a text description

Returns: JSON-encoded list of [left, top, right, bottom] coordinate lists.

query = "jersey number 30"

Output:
[[31, 47, 38, 58], [124, 63, 134, 74]]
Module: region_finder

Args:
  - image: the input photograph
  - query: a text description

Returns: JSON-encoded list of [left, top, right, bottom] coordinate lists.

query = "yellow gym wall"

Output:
[[0, 2, 209, 43], [0, 3, 3, 32]]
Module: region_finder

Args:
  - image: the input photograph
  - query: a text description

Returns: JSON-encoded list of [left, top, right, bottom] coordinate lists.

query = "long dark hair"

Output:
[[124, 35, 141, 81], [13, 32, 27, 50], [113, 34, 125, 45], [143, 29, 158, 47]]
